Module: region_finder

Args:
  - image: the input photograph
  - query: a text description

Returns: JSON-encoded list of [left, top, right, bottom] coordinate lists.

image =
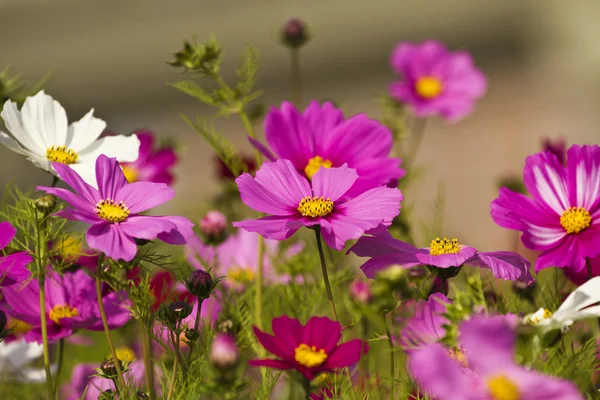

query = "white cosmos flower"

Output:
[[0, 90, 140, 188], [0, 339, 57, 382], [523, 276, 600, 332]]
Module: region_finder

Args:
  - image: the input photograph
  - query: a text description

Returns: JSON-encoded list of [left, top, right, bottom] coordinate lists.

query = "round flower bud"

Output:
[[280, 18, 309, 49], [100, 358, 123, 378], [200, 211, 227, 243], [186, 269, 214, 300], [136, 391, 150, 400], [169, 301, 192, 321], [34, 194, 56, 213], [210, 333, 240, 370], [349, 281, 373, 304]]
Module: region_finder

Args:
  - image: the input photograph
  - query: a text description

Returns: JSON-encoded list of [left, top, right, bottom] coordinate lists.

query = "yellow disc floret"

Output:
[[304, 156, 333, 180], [560, 206, 591, 234], [429, 237, 461, 256], [121, 165, 138, 183], [46, 145, 79, 164], [415, 76, 443, 99], [227, 267, 255, 283], [297, 196, 334, 218], [487, 374, 521, 400], [96, 199, 130, 223], [294, 344, 328, 368], [49, 304, 79, 325]]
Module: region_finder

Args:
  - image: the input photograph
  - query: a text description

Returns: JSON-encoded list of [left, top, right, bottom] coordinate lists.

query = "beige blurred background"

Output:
[[1, 0, 599, 253]]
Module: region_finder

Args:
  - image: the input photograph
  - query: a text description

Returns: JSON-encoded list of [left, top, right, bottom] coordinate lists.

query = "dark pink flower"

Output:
[[210, 333, 239, 369], [119, 131, 178, 185], [0, 221, 32, 286], [398, 293, 449, 352]]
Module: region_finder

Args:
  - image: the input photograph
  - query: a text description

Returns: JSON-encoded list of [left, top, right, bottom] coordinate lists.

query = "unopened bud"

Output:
[[169, 301, 192, 321], [136, 391, 150, 400], [186, 269, 214, 300], [200, 211, 227, 243], [513, 280, 537, 304], [210, 333, 240, 370], [281, 18, 309, 49], [35, 194, 56, 213], [100, 358, 123, 378], [349, 280, 373, 304], [97, 390, 116, 400]]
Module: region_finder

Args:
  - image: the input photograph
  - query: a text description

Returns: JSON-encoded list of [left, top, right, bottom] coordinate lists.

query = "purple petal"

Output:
[[302, 101, 344, 156], [156, 216, 195, 245], [534, 234, 585, 272], [248, 358, 296, 371], [399, 293, 450, 352], [523, 151, 569, 216], [115, 181, 175, 214], [86, 291, 131, 330], [359, 253, 419, 278], [119, 216, 177, 241], [235, 173, 296, 216], [53, 209, 102, 224], [252, 326, 294, 360], [302, 316, 341, 353], [320, 215, 378, 251], [36, 187, 99, 221], [507, 367, 584, 400], [95, 154, 128, 199], [311, 165, 357, 202], [346, 157, 405, 197], [459, 316, 516, 374], [415, 246, 477, 268], [233, 216, 303, 241], [566, 144, 600, 212], [0, 221, 16, 250], [0, 252, 32, 286], [350, 231, 419, 257], [51, 162, 102, 205], [491, 187, 555, 231], [272, 316, 303, 350], [248, 136, 277, 162], [85, 223, 137, 262], [336, 186, 403, 228], [468, 251, 533, 283], [324, 339, 367, 369], [2, 277, 41, 324], [254, 159, 311, 206]]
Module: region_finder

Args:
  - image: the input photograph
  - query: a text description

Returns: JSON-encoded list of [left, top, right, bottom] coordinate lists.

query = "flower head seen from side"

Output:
[[2, 268, 131, 343], [398, 293, 450, 352], [249, 101, 404, 196], [234, 159, 403, 250], [350, 230, 533, 283], [491, 144, 600, 273], [0, 221, 33, 286], [249, 315, 368, 381], [389, 40, 487, 122], [119, 130, 178, 185], [0, 91, 140, 187], [409, 316, 584, 400], [37, 154, 195, 262]]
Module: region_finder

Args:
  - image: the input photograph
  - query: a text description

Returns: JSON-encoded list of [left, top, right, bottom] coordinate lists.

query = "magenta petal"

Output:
[[400, 293, 450, 352], [272, 316, 303, 350], [469, 251, 533, 283], [311, 165, 357, 202], [254, 159, 311, 206], [0, 252, 33, 286], [115, 181, 175, 214], [156, 216, 195, 245], [248, 136, 277, 162], [337, 186, 403, 228], [359, 253, 419, 278], [350, 231, 419, 257], [51, 162, 101, 205], [508, 366, 585, 400], [534, 234, 585, 272], [415, 246, 477, 268], [522, 151, 569, 216], [303, 101, 344, 156], [252, 327, 294, 359], [235, 173, 295, 216], [119, 216, 176, 241], [459, 316, 515, 374], [320, 215, 377, 251], [302, 317, 341, 353], [490, 187, 555, 231], [53, 209, 102, 224], [95, 155, 128, 199], [233, 216, 303, 241], [85, 223, 137, 262], [87, 291, 131, 330], [0, 221, 16, 250], [566, 144, 600, 211], [325, 339, 367, 369], [248, 358, 296, 371], [37, 187, 98, 221]]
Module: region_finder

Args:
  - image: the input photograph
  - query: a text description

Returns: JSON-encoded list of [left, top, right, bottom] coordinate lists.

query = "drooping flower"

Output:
[[2, 268, 131, 343], [210, 333, 240, 370], [119, 130, 178, 185], [409, 316, 584, 400], [388, 40, 487, 122], [234, 159, 403, 250], [0, 91, 140, 187], [491, 144, 600, 273], [249, 101, 404, 196], [249, 315, 368, 381], [37, 154, 194, 262], [0, 339, 57, 382], [397, 293, 450, 352], [350, 231, 533, 283], [0, 221, 33, 286]]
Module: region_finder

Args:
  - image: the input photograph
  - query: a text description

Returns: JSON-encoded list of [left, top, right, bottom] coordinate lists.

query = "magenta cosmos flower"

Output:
[[398, 293, 449, 352], [249, 101, 404, 196], [119, 130, 178, 185], [491, 145, 600, 273], [409, 316, 583, 400], [389, 40, 487, 122], [37, 154, 194, 262], [234, 159, 403, 250], [350, 231, 533, 283], [250, 315, 368, 381], [2, 269, 131, 343], [0, 221, 33, 286]]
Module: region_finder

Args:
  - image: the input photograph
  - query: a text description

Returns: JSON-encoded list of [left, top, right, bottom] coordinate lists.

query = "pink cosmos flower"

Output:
[[249, 315, 368, 381], [37, 154, 194, 262], [491, 145, 600, 273], [409, 316, 583, 400], [389, 40, 487, 122], [398, 293, 449, 352], [350, 231, 533, 283], [2, 269, 131, 343], [0, 221, 33, 286], [119, 130, 178, 185], [249, 101, 404, 196], [234, 159, 403, 250]]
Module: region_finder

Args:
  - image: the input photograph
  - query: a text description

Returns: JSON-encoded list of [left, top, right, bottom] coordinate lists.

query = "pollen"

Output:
[[115, 347, 136, 363], [49, 304, 79, 325], [447, 347, 468, 367], [96, 199, 130, 223], [46, 145, 79, 165], [487, 374, 521, 400], [121, 164, 138, 183], [297, 196, 334, 218], [294, 343, 328, 368], [227, 267, 255, 283], [10, 318, 32, 335], [415, 76, 443, 99], [429, 237, 461, 256], [560, 206, 592, 234], [527, 308, 553, 325], [304, 156, 333, 180]]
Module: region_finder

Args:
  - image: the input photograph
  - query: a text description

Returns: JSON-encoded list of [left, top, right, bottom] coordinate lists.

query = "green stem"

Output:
[[95, 256, 126, 390], [255, 235, 265, 332], [184, 298, 204, 372], [51, 175, 59, 187], [587, 257, 593, 281], [403, 117, 427, 173], [384, 314, 395, 400], [289, 48, 301, 106], [313, 226, 339, 322], [358, 317, 369, 394], [38, 274, 54, 399], [167, 323, 181, 400], [140, 320, 156, 400], [52, 338, 65, 397]]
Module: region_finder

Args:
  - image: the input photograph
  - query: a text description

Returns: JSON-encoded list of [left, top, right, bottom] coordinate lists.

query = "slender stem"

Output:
[[313, 226, 339, 322], [167, 322, 181, 400], [358, 317, 369, 394], [403, 117, 427, 172], [289, 48, 301, 106], [301, 377, 311, 400], [51, 175, 59, 187], [184, 298, 204, 371], [52, 338, 65, 397], [38, 274, 54, 398], [139, 320, 156, 400], [95, 256, 126, 389], [255, 235, 265, 331], [587, 257, 593, 281], [384, 314, 395, 400]]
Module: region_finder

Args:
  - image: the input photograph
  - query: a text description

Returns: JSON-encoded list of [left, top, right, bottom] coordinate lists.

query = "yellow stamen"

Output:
[[429, 237, 461, 256], [560, 206, 591, 234], [294, 343, 328, 368], [415, 76, 443, 99], [49, 304, 78, 325], [447, 348, 468, 367], [96, 199, 130, 223], [46, 145, 78, 164], [304, 156, 333, 180], [10, 318, 32, 335], [121, 164, 138, 183], [226, 267, 255, 283], [527, 309, 553, 325], [487, 374, 521, 400], [297, 196, 334, 218], [114, 347, 136, 363]]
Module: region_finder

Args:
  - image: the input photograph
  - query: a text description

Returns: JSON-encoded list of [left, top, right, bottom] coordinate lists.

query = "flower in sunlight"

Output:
[[0, 91, 140, 187], [233, 159, 403, 250], [0, 221, 33, 287], [397, 293, 450, 352], [350, 230, 533, 283], [409, 316, 584, 400], [2, 269, 131, 343], [389, 40, 487, 122], [249, 101, 404, 197], [119, 130, 178, 185], [249, 315, 368, 381], [491, 144, 600, 273], [37, 154, 194, 262]]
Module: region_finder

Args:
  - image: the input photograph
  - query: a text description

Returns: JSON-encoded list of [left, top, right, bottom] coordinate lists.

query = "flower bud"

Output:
[[200, 211, 227, 243], [169, 300, 192, 321], [97, 390, 116, 400], [349, 280, 373, 304], [184, 328, 200, 343], [280, 18, 309, 49], [210, 333, 239, 370], [513, 280, 537, 305], [136, 391, 150, 400], [100, 358, 123, 378], [35, 194, 56, 213], [186, 269, 214, 300]]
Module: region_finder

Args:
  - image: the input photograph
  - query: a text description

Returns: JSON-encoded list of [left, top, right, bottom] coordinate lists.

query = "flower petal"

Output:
[[252, 326, 294, 360], [467, 251, 533, 283], [324, 339, 368, 369], [77, 134, 140, 164], [415, 246, 477, 269], [93, 155, 128, 199], [0, 252, 33, 286], [302, 316, 341, 353], [566, 144, 600, 212], [248, 136, 277, 162], [311, 165, 357, 202], [49, 161, 102, 205], [235, 173, 296, 216], [0, 221, 16, 250], [156, 216, 195, 245], [20, 91, 67, 147], [85, 223, 137, 262], [359, 253, 419, 278], [65, 109, 107, 152], [523, 151, 569, 215], [233, 216, 303, 241], [36, 186, 98, 220], [248, 358, 296, 371], [254, 159, 311, 207], [459, 316, 516, 374], [119, 216, 177, 241], [302, 101, 344, 156], [504, 366, 584, 400], [1, 99, 45, 153], [336, 186, 403, 228], [272, 316, 303, 350], [115, 181, 175, 213]]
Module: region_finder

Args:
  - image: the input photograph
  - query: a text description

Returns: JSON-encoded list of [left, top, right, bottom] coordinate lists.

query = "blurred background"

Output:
[[1, 0, 599, 254]]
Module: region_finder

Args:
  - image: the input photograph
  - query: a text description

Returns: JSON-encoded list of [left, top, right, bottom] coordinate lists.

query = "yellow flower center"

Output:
[[96, 199, 130, 223], [294, 343, 328, 368], [429, 237, 461, 256], [560, 206, 591, 234], [49, 304, 78, 325], [297, 196, 334, 218], [487, 374, 521, 400], [527, 309, 553, 325], [9, 318, 32, 335], [114, 347, 136, 363], [447, 348, 468, 367], [46, 145, 79, 164], [227, 267, 255, 283], [304, 156, 333, 180], [415, 76, 444, 99], [121, 164, 138, 183]]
